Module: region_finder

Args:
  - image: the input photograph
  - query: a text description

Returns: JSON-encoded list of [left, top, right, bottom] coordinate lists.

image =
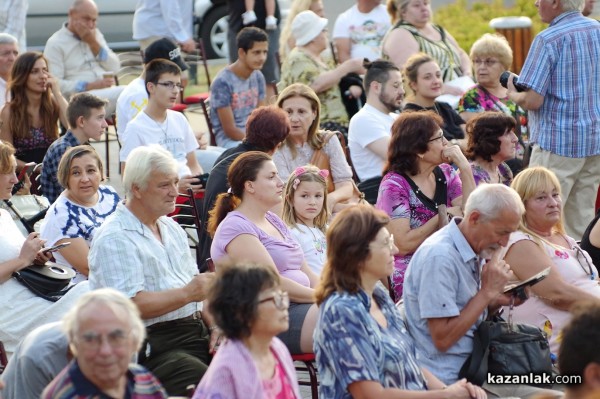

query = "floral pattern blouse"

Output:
[[278, 48, 348, 126], [458, 85, 528, 143], [470, 161, 513, 187], [14, 126, 55, 164], [375, 164, 462, 299], [314, 285, 428, 399]]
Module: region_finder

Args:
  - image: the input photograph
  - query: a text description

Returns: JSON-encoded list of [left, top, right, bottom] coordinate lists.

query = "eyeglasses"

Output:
[[371, 234, 395, 251], [428, 131, 445, 142], [573, 245, 596, 280], [473, 59, 499, 67], [77, 329, 130, 352], [258, 290, 290, 310], [156, 81, 183, 91]]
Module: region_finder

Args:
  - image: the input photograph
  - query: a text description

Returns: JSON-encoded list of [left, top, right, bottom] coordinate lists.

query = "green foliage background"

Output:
[[433, 0, 547, 53]]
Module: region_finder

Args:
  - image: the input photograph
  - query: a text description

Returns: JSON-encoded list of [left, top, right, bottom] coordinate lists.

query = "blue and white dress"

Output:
[[314, 285, 428, 398], [40, 185, 120, 282]]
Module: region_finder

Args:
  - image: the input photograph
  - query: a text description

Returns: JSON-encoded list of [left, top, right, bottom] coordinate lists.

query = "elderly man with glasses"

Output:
[[41, 288, 167, 399]]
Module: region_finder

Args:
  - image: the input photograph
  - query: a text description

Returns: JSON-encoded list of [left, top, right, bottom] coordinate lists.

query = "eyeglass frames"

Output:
[[77, 329, 130, 352], [258, 290, 290, 310], [573, 244, 596, 280], [428, 131, 445, 142], [156, 81, 183, 91], [473, 59, 499, 67]]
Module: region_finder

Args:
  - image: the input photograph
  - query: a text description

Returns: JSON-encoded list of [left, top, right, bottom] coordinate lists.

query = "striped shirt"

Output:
[[89, 203, 200, 326], [519, 11, 600, 158], [42, 360, 167, 399]]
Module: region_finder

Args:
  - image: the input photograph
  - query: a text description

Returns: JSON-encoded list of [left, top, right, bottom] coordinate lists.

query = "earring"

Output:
[[418, 154, 424, 159]]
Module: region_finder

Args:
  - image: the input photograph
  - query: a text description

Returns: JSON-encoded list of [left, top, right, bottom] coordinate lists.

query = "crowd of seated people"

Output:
[[2, 0, 600, 398]]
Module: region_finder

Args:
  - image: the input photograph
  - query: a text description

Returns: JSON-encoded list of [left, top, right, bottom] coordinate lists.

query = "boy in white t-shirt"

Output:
[[120, 58, 203, 194]]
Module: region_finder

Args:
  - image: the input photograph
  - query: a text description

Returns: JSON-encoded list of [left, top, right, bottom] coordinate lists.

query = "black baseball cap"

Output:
[[143, 38, 189, 71]]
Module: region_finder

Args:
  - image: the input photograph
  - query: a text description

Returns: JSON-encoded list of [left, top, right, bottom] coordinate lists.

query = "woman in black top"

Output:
[[403, 53, 466, 150], [581, 209, 600, 277]]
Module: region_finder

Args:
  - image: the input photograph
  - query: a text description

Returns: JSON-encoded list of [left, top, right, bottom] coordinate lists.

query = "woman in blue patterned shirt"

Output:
[[314, 205, 485, 398]]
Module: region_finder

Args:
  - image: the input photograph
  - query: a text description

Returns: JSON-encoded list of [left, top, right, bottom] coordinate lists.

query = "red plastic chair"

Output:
[[291, 353, 318, 399]]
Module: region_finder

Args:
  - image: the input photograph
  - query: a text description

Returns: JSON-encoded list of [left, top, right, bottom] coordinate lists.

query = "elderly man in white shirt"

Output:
[[43, 0, 123, 115], [89, 145, 216, 397], [0, 33, 18, 110]]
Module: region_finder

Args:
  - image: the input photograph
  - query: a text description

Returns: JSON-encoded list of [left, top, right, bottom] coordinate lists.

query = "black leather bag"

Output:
[[357, 176, 382, 205], [12, 263, 75, 302], [459, 316, 553, 387]]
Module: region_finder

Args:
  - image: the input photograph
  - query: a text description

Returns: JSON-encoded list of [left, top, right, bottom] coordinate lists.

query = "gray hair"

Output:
[[0, 33, 18, 46], [464, 184, 524, 222], [122, 145, 178, 197], [561, 0, 585, 11], [62, 288, 146, 354]]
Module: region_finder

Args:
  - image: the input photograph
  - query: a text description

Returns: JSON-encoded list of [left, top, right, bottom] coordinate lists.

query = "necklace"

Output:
[[146, 111, 169, 142], [300, 223, 325, 254]]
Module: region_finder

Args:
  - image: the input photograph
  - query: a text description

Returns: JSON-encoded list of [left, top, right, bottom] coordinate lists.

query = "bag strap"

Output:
[[12, 271, 75, 302], [401, 166, 447, 213]]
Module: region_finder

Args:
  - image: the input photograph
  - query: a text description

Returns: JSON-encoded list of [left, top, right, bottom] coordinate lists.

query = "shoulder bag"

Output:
[[459, 314, 553, 388], [12, 262, 76, 302]]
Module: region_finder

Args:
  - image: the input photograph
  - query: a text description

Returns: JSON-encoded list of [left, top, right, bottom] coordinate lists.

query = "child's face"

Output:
[[149, 72, 182, 109], [80, 107, 107, 141], [292, 180, 325, 226]]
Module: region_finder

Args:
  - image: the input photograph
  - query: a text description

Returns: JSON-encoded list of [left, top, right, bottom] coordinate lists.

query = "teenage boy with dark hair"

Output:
[[120, 58, 203, 194], [210, 27, 268, 149], [41, 92, 108, 203]]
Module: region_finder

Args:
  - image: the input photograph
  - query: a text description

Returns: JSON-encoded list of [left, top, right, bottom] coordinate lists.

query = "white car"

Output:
[[26, 0, 290, 59]]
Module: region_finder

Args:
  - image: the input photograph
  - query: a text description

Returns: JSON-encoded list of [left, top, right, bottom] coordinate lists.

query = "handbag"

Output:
[[357, 175, 382, 205], [310, 132, 336, 193], [459, 315, 553, 387], [12, 262, 76, 302]]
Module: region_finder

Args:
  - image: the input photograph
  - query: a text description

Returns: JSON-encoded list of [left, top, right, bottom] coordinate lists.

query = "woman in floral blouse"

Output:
[[314, 205, 485, 399], [458, 34, 528, 172], [375, 111, 474, 300]]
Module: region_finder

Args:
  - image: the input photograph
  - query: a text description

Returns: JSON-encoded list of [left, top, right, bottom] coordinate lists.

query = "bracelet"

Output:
[[208, 326, 221, 332]]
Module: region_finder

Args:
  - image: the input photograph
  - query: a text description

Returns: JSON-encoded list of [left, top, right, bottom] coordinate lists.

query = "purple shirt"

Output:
[[375, 164, 462, 299], [211, 211, 310, 287]]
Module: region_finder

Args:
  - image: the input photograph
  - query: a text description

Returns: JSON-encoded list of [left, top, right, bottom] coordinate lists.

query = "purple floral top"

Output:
[[14, 126, 55, 164], [458, 85, 528, 142], [470, 161, 513, 187], [375, 164, 462, 299]]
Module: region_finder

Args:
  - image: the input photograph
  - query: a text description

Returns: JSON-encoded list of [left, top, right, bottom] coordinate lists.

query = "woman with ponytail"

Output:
[[208, 151, 319, 355]]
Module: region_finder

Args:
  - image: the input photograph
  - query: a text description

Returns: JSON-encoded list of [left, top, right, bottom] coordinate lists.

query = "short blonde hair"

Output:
[[470, 33, 513, 70], [510, 166, 566, 237]]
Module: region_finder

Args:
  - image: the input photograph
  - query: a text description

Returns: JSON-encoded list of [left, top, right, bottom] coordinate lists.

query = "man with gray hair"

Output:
[[41, 288, 167, 398], [404, 184, 561, 398], [507, 0, 600, 240], [88, 145, 215, 397], [0, 33, 18, 109]]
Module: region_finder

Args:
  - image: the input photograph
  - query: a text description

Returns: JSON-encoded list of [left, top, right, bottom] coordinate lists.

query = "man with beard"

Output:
[[348, 59, 403, 183], [403, 184, 559, 398]]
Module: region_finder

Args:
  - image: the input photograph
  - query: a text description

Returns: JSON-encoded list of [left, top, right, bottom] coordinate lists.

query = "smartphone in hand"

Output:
[[43, 242, 71, 254], [17, 162, 36, 182]]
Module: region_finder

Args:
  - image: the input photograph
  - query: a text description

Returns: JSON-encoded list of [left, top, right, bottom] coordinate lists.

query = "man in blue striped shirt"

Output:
[[507, 0, 600, 239]]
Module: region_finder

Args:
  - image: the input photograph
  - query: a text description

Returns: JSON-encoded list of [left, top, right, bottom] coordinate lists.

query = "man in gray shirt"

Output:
[[404, 184, 561, 398], [1, 322, 69, 399]]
